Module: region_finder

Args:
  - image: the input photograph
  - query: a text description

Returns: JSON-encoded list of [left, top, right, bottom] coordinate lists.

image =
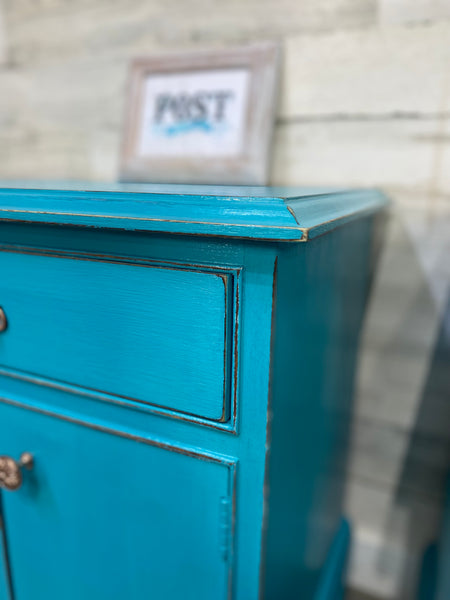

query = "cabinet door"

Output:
[[0, 513, 11, 600], [0, 402, 233, 600]]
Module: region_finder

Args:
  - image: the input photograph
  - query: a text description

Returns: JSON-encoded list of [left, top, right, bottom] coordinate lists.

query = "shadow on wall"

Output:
[[393, 293, 450, 600], [346, 207, 450, 600]]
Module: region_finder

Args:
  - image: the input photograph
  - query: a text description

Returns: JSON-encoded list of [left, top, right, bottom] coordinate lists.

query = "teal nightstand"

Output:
[[0, 183, 387, 600]]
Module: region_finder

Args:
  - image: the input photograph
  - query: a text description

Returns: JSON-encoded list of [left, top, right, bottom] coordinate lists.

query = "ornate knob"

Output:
[[0, 307, 7, 333], [0, 452, 34, 491]]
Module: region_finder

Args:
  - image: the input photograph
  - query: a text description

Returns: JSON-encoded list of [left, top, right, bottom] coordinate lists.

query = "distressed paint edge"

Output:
[[0, 246, 242, 432], [0, 243, 240, 274], [0, 187, 388, 241], [227, 461, 238, 600], [0, 394, 238, 467], [230, 266, 241, 434], [286, 189, 390, 241], [0, 215, 306, 242], [304, 205, 390, 241], [0, 366, 237, 433], [258, 255, 278, 599], [0, 394, 238, 600]]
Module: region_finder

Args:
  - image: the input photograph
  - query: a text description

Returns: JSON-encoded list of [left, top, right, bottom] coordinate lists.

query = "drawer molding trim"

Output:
[[0, 246, 241, 432], [0, 394, 237, 598]]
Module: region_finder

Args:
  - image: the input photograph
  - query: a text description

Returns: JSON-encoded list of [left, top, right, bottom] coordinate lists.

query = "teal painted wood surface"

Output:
[[263, 215, 379, 599], [0, 498, 12, 600], [0, 401, 233, 600], [0, 184, 387, 241], [0, 184, 388, 600], [0, 250, 234, 423]]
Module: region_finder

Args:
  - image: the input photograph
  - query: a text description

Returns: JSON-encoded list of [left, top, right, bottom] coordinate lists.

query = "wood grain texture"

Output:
[[0, 4, 448, 597], [0, 186, 384, 600], [0, 400, 234, 600], [0, 250, 234, 423], [0, 221, 277, 600], [263, 215, 379, 598], [0, 185, 387, 240]]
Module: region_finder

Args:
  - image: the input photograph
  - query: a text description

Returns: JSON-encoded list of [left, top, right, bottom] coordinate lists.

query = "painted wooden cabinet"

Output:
[[0, 183, 387, 600]]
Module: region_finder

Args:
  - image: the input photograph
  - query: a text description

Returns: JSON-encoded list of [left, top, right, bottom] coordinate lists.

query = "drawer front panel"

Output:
[[0, 250, 235, 422]]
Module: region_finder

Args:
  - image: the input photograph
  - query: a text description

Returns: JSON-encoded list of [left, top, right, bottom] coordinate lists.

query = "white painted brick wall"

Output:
[[0, 1, 6, 64], [379, 0, 450, 25], [281, 23, 450, 117]]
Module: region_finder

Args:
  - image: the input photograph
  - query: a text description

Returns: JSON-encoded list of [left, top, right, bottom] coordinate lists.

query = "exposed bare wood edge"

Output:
[[219, 269, 240, 428], [285, 188, 370, 201], [228, 464, 238, 600], [0, 365, 239, 432], [305, 205, 390, 240], [0, 243, 242, 274], [258, 256, 278, 597], [0, 208, 301, 230], [285, 190, 389, 228], [220, 272, 230, 423], [286, 205, 300, 225], [232, 273, 241, 433], [0, 186, 348, 203], [0, 395, 238, 468], [0, 188, 386, 241], [0, 217, 306, 242], [2, 194, 387, 241]]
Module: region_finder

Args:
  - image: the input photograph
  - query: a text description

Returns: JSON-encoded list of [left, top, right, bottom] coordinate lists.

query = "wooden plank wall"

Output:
[[0, 1, 449, 597]]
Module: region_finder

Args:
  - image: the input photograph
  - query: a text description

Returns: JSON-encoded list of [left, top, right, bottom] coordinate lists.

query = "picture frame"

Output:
[[120, 42, 280, 185]]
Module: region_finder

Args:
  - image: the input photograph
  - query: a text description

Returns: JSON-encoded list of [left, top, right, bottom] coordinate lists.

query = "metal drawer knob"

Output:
[[0, 452, 34, 491], [0, 307, 7, 333]]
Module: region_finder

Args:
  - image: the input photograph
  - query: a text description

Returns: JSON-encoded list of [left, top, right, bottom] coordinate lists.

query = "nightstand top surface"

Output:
[[0, 181, 388, 241]]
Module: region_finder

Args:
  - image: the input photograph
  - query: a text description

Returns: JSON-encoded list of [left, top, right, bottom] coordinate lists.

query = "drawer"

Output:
[[0, 250, 238, 424]]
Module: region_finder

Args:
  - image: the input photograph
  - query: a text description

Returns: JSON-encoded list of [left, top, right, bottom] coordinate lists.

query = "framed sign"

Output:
[[120, 43, 279, 185]]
